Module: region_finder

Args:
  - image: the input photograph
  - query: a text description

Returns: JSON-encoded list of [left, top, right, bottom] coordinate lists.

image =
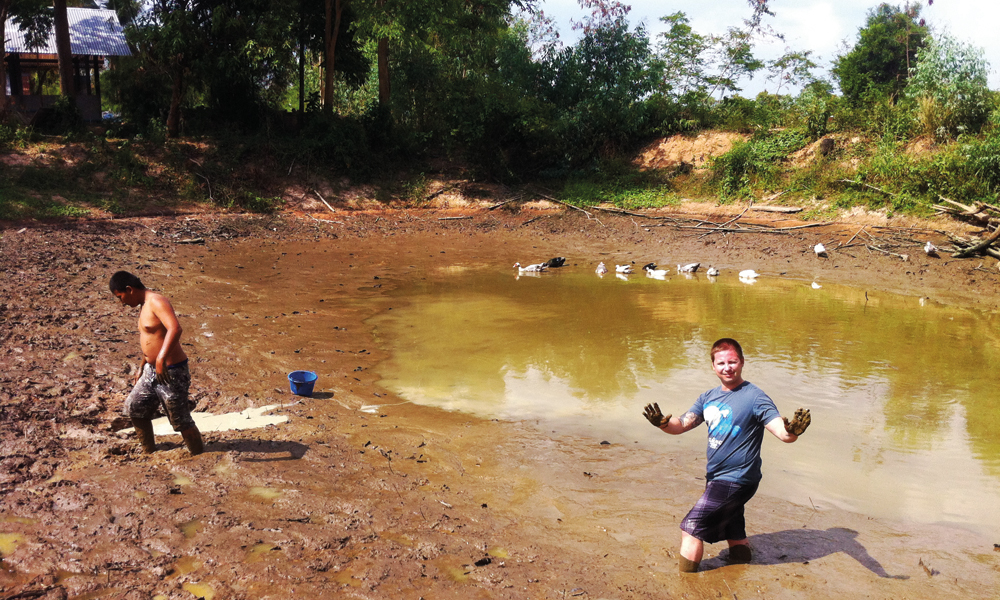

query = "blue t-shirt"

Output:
[[688, 381, 780, 485]]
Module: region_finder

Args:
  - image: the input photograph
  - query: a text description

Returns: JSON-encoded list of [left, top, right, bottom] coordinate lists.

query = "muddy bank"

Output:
[[1, 208, 998, 600]]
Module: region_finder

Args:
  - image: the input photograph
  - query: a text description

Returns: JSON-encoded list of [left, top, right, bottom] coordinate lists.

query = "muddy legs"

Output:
[[132, 419, 203, 456], [131, 417, 157, 453], [181, 426, 204, 456]]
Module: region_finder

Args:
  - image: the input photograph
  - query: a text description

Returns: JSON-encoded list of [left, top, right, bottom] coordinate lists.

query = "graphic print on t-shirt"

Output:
[[705, 401, 741, 449]]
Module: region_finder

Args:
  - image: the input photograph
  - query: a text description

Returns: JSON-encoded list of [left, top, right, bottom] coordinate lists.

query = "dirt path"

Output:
[[1, 207, 998, 600]]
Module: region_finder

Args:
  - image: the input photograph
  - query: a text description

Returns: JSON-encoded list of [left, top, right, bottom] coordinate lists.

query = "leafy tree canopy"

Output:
[[832, 2, 928, 105]]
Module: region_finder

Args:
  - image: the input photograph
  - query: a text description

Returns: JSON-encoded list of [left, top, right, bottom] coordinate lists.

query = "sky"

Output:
[[537, 0, 1000, 96]]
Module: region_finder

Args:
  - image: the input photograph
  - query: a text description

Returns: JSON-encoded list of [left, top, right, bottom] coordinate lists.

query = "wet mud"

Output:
[[1, 208, 999, 599]]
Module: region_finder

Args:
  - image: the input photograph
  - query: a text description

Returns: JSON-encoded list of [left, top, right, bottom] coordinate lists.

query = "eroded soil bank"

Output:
[[1, 207, 999, 600]]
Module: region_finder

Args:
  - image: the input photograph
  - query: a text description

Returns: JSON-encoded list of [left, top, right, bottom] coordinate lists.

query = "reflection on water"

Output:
[[372, 269, 1000, 538]]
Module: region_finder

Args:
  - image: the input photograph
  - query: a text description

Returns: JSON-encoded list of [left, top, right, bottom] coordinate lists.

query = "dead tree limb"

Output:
[[532, 192, 604, 226], [952, 225, 1000, 258], [312, 189, 337, 214]]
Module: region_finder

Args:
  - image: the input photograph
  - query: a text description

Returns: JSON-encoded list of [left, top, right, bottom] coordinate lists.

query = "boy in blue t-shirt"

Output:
[[643, 338, 811, 573]]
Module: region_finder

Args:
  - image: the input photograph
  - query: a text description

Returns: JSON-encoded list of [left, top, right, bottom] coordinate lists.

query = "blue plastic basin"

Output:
[[288, 370, 318, 397]]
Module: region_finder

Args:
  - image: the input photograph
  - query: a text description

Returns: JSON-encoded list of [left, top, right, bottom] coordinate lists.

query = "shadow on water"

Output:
[[701, 527, 909, 579]]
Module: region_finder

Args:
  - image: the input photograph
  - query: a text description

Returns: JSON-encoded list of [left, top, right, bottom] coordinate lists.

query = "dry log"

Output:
[[750, 205, 803, 213], [952, 225, 1000, 258]]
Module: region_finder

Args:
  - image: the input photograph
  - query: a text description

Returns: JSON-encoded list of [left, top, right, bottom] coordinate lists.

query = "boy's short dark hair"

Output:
[[710, 338, 744, 362], [109, 271, 145, 293]]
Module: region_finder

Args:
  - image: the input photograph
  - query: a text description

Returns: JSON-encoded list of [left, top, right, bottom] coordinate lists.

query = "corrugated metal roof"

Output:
[[5, 8, 131, 56]]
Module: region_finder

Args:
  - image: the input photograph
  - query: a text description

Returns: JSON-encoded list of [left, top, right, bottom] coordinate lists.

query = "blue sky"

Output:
[[538, 0, 999, 95]]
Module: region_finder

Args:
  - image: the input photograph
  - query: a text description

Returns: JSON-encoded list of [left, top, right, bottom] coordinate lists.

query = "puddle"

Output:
[[245, 542, 280, 562], [0, 516, 36, 525], [0, 533, 24, 556], [181, 582, 215, 600], [371, 269, 1000, 538], [249, 487, 282, 500], [123, 405, 290, 436], [167, 555, 202, 578], [172, 473, 193, 486], [178, 519, 203, 539]]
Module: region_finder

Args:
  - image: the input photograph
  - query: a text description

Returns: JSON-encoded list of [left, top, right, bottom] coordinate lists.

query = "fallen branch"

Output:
[[952, 225, 1000, 258], [487, 195, 521, 210], [438, 216, 473, 221], [750, 205, 803, 213], [719, 204, 752, 229], [312, 189, 337, 214], [866, 244, 909, 261], [532, 192, 604, 226], [175, 237, 205, 244], [195, 173, 212, 200]]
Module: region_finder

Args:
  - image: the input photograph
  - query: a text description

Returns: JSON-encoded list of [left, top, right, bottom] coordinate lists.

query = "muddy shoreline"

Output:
[[1, 208, 999, 599]]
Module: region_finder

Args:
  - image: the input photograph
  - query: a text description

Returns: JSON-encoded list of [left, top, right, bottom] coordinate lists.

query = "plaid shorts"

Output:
[[125, 360, 196, 432], [680, 480, 759, 543]]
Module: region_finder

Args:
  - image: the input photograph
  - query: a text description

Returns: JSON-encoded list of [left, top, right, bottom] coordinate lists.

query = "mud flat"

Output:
[[1, 209, 998, 599]]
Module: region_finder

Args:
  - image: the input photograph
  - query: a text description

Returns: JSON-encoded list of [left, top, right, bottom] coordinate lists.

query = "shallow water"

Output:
[[371, 266, 1000, 538]]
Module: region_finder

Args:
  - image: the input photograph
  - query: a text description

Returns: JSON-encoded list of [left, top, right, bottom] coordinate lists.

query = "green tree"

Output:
[[907, 32, 991, 138], [655, 11, 713, 99], [543, 0, 657, 165], [766, 49, 819, 95], [832, 2, 929, 105]]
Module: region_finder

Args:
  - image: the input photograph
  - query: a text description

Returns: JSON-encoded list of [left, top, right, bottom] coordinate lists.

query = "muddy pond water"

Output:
[[369, 265, 1000, 540]]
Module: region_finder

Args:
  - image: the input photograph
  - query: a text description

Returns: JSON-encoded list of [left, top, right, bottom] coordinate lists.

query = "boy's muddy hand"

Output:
[[643, 403, 671, 428], [783, 408, 811, 435], [155, 370, 172, 385]]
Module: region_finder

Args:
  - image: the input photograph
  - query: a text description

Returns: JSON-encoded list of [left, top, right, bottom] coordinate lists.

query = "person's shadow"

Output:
[[700, 527, 909, 579], [197, 439, 309, 461]]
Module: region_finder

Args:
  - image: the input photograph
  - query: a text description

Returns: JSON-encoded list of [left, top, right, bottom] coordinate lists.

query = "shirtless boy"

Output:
[[109, 271, 204, 455]]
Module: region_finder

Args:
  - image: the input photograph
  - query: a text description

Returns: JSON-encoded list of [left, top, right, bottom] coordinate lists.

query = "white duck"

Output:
[[677, 262, 700, 273], [706, 266, 720, 276], [738, 269, 759, 279], [615, 264, 634, 274], [811, 281, 822, 289], [596, 262, 608, 275], [644, 264, 668, 279], [924, 241, 938, 256], [814, 243, 827, 256], [514, 262, 547, 273]]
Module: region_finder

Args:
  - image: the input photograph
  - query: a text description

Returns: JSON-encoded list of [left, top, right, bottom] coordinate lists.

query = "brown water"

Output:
[[370, 267, 1000, 539]]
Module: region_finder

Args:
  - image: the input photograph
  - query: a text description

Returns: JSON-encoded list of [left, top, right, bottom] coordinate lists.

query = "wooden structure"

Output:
[[4, 8, 130, 122]]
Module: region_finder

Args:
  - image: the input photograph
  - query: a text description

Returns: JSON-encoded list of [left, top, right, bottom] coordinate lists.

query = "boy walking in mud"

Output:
[[109, 271, 204, 455], [643, 338, 810, 573]]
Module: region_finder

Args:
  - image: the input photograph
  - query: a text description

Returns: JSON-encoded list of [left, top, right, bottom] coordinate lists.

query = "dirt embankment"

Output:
[[1, 208, 998, 600]]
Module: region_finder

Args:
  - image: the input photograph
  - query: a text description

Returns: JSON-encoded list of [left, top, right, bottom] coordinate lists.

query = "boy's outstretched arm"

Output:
[[765, 408, 811, 443], [643, 403, 702, 435]]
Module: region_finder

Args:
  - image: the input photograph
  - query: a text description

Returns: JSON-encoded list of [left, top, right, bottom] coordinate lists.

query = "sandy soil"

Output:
[[1, 205, 999, 600]]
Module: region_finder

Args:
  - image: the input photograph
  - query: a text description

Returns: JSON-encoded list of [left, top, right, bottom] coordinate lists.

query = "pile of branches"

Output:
[[934, 198, 1000, 259]]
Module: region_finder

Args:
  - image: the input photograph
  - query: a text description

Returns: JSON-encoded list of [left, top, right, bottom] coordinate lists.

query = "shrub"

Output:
[[710, 129, 807, 200]]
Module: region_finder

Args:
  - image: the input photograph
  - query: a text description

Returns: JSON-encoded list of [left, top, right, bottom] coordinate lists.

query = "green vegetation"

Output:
[[1, 1, 998, 222]]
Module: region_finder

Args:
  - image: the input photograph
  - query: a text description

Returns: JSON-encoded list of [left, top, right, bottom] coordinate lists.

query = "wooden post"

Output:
[[93, 56, 101, 105]]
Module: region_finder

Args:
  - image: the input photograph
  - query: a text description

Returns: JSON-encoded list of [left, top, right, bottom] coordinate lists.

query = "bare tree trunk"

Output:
[[0, 2, 9, 119], [166, 68, 184, 138], [54, 0, 75, 99], [323, 0, 344, 111], [377, 36, 389, 106], [376, 0, 389, 106]]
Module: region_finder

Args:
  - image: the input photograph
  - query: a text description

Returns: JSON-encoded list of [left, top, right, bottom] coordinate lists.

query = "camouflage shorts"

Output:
[[125, 360, 196, 432]]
